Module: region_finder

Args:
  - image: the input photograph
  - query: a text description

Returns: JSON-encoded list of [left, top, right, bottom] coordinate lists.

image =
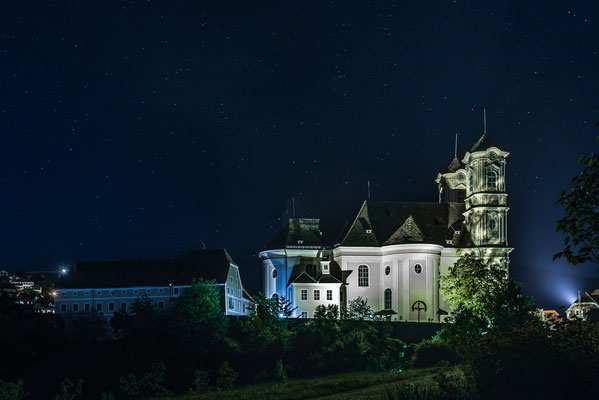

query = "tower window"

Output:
[[385, 266, 391, 275], [272, 269, 278, 279], [469, 173, 474, 192], [489, 218, 497, 231], [487, 170, 497, 191], [414, 264, 423, 274], [358, 265, 369, 287], [384, 288, 392, 309]]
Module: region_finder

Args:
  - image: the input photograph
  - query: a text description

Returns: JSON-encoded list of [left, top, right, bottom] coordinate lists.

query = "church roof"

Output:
[[447, 157, 463, 172], [266, 218, 349, 249], [469, 133, 503, 153], [287, 260, 343, 286], [341, 201, 473, 248], [55, 249, 237, 289]]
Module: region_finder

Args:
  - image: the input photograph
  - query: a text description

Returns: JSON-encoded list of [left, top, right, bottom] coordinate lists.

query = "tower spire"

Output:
[[454, 133, 458, 158], [483, 108, 487, 134]]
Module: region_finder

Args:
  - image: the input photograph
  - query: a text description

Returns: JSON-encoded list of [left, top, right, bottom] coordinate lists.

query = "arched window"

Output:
[[358, 265, 369, 287], [384, 288, 392, 309], [487, 170, 497, 191], [272, 269, 278, 279], [489, 218, 497, 231]]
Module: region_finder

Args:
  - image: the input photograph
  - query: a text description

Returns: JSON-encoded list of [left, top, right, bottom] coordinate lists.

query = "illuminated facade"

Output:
[[261, 133, 512, 322]]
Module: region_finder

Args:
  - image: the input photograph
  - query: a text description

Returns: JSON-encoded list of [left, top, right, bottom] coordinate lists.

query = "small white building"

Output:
[[261, 133, 512, 322], [54, 249, 254, 319]]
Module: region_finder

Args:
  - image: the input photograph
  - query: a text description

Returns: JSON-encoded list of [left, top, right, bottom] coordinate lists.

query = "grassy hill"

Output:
[[162, 366, 466, 400]]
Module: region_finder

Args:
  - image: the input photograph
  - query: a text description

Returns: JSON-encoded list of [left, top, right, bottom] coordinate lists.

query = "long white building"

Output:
[[260, 133, 512, 322]]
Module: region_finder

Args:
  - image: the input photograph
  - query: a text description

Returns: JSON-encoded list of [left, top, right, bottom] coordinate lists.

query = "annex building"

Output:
[[55, 249, 254, 318], [260, 133, 512, 322]]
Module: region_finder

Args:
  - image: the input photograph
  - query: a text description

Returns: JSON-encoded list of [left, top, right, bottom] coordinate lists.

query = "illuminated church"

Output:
[[260, 133, 512, 322]]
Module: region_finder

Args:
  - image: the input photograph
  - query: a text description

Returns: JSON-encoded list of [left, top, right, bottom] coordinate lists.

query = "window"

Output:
[[134, 289, 138, 294], [489, 218, 497, 231], [576, 309, 583, 317], [327, 290, 333, 301], [158, 301, 165, 310], [385, 266, 391, 275], [108, 303, 115, 311], [84, 303, 90, 312], [73, 292, 77, 296], [384, 289, 392, 309], [301, 289, 308, 300], [323, 263, 329, 272], [60, 304, 67, 312], [85, 291, 89, 296], [272, 269, 278, 279], [489, 151, 497, 160], [228, 298, 234, 309], [414, 264, 423, 274], [306, 264, 317, 277], [72, 304, 79, 312], [146, 289, 151, 293], [122, 290, 126, 294], [300, 312, 308, 318], [120, 302, 127, 311], [97, 291, 101, 295], [230, 277, 233, 283], [358, 265, 369, 287], [96, 303, 102, 312], [314, 290, 320, 301], [61, 292, 66, 296], [159, 288, 163, 293], [487, 170, 497, 190]]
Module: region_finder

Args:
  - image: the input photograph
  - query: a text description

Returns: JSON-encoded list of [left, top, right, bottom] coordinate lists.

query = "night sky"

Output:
[[1, 1, 598, 309]]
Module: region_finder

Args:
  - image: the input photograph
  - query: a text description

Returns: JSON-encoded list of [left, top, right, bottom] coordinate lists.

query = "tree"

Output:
[[554, 136, 599, 265], [343, 296, 373, 320]]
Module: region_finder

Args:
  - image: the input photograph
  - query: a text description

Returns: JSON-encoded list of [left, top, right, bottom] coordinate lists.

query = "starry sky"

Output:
[[1, 1, 598, 309]]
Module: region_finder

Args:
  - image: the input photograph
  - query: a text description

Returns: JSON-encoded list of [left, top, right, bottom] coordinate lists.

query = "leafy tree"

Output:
[[189, 370, 210, 393], [119, 362, 168, 399], [175, 278, 228, 341], [0, 379, 27, 400], [314, 304, 339, 320], [275, 295, 297, 318], [53, 378, 83, 400], [343, 296, 373, 320], [555, 136, 599, 265], [216, 361, 238, 390]]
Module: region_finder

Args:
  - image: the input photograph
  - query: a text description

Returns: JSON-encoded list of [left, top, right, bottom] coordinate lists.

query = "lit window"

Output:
[[108, 303, 115, 311], [301, 289, 308, 300], [300, 311, 308, 318], [414, 264, 423, 274], [487, 170, 497, 190], [385, 288, 392, 309], [327, 290, 333, 301], [273, 269, 278, 279], [385, 266, 391, 275], [314, 290, 320, 301], [358, 265, 369, 287], [72, 304, 78, 312]]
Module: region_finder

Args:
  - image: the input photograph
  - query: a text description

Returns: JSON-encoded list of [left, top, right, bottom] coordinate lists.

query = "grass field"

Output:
[[165, 366, 466, 400]]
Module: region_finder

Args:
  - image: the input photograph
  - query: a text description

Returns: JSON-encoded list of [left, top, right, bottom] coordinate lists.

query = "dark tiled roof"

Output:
[[287, 261, 343, 286], [55, 249, 236, 289], [341, 201, 473, 247], [266, 218, 349, 249], [447, 157, 462, 172], [572, 292, 599, 306]]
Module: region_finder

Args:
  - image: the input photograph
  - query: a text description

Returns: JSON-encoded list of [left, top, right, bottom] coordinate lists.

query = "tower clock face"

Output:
[[457, 172, 465, 181]]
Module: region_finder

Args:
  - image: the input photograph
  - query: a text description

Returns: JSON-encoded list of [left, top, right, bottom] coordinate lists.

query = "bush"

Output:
[[411, 339, 459, 368], [0, 379, 27, 400], [216, 361, 238, 390], [190, 370, 210, 392]]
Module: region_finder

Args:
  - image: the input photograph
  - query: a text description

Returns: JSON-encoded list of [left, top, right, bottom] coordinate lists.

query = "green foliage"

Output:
[[410, 340, 459, 368], [555, 136, 599, 265], [119, 362, 168, 399], [216, 361, 238, 390], [343, 296, 373, 320], [100, 391, 115, 400], [273, 360, 287, 382], [175, 278, 228, 341], [53, 378, 83, 400], [314, 304, 339, 320], [0, 379, 27, 400], [189, 370, 210, 393]]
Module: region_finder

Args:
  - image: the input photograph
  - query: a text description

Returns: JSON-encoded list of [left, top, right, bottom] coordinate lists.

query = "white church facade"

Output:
[[260, 133, 512, 322]]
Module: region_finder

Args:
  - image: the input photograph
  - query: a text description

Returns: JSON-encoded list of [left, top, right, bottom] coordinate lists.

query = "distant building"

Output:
[[10, 278, 37, 292], [566, 290, 599, 321], [261, 134, 512, 322], [54, 249, 254, 318], [542, 309, 563, 325]]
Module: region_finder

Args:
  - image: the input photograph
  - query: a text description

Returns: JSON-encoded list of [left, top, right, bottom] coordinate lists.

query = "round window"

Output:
[[489, 151, 497, 160], [457, 172, 465, 181], [414, 264, 423, 274], [272, 270, 278, 279], [385, 266, 391, 275], [489, 219, 497, 231]]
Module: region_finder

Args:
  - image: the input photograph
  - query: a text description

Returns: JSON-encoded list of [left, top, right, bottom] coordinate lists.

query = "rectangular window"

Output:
[[108, 303, 115, 311], [300, 312, 308, 318], [174, 287, 179, 295], [96, 303, 102, 312], [72, 304, 79, 312], [327, 290, 333, 301], [576, 309, 583, 316], [228, 298, 234, 309], [314, 290, 320, 301], [60, 304, 66, 312], [301, 289, 308, 301], [84, 303, 90, 312], [120, 302, 127, 311], [158, 301, 165, 310]]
